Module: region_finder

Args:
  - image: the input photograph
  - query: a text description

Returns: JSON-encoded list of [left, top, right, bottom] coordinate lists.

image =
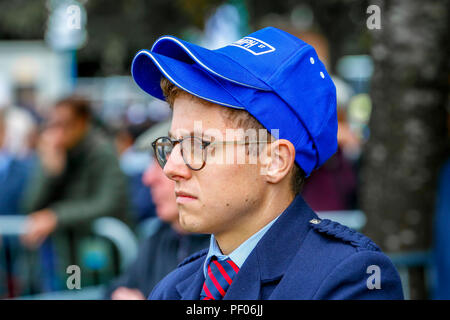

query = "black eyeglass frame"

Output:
[[151, 136, 269, 171]]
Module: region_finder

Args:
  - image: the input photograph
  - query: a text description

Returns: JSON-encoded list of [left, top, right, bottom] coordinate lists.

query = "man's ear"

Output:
[[260, 139, 296, 184]]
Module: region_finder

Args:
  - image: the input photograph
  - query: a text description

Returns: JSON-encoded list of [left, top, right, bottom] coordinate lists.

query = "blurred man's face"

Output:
[[162, 95, 265, 236], [46, 105, 88, 150], [142, 159, 179, 223]]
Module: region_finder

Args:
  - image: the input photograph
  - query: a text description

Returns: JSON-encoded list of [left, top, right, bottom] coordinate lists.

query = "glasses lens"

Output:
[[154, 137, 173, 168], [181, 137, 205, 170]]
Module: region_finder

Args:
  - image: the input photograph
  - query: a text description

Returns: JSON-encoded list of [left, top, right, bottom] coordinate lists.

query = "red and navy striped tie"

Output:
[[200, 256, 240, 300]]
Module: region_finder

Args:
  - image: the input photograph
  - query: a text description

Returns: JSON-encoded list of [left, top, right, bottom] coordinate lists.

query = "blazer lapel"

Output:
[[175, 265, 205, 300], [226, 194, 317, 300], [224, 249, 262, 300]]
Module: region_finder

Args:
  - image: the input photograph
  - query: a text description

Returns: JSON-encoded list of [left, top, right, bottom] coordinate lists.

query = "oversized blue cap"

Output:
[[131, 27, 337, 176]]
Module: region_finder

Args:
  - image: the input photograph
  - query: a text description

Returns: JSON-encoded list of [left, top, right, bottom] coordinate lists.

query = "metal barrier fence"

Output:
[[2, 212, 432, 299], [0, 215, 138, 299]]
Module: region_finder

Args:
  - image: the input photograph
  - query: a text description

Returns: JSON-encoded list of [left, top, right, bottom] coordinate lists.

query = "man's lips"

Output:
[[175, 191, 198, 203]]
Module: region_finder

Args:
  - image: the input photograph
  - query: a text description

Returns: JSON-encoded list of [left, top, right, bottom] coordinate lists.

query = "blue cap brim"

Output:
[[151, 36, 272, 92], [132, 50, 245, 110]]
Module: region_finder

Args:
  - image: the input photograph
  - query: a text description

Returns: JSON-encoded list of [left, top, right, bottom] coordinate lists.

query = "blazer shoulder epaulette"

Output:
[[177, 248, 209, 268], [308, 218, 381, 252]]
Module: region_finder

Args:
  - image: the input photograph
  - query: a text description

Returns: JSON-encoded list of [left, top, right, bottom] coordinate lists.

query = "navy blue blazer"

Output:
[[149, 194, 404, 300]]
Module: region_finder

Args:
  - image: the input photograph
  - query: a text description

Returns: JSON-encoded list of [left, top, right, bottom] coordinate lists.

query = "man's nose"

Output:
[[163, 143, 192, 181]]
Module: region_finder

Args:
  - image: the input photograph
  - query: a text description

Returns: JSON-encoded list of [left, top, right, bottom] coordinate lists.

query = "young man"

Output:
[[131, 27, 403, 299]]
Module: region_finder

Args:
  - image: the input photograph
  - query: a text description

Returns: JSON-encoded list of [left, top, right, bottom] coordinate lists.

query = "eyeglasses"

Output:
[[151, 136, 268, 171]]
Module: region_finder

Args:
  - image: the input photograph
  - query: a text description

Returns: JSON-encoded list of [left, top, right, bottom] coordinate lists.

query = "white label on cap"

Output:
[[229, 37, 275, 56]]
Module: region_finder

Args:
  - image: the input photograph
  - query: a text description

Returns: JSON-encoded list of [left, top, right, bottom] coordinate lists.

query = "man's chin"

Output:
[[178, 211, 210, 234]]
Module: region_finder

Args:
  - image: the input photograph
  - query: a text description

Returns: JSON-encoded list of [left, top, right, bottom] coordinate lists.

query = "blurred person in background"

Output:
[[0, 107, 36, 216], [13, 85, 43, 125], [105, 121, 209, 300], [20, 96, 130, 291], [301, 76, 358, 211], [0, 106, 37, 297], [115, 124, 156, 224]]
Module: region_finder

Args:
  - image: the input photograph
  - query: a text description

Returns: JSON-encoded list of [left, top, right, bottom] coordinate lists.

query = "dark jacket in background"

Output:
[[23, 127, 130, 227], [302, 147, 357, 211], [0, 153, 35, 297], [21, 127, 130, 291], [104, 222, 209, 298]]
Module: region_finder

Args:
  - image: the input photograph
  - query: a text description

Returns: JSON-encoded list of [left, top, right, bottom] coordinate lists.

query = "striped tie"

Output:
[[200, 256, 240, 300]]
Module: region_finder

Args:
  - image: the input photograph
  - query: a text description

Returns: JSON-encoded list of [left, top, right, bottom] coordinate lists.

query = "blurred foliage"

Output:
[[79, 0, 224, 76], [247, 0, 371, 73], [0, 0, 224, 76], [0, 0, 47, 39], [0, 0, 369, 77], [177, 0, 225, 28]]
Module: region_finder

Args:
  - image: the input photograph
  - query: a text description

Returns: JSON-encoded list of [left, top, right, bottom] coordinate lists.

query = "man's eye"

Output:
[[203, 135, 216, 143], [201, 139, 212, 144], [206, 142, 216, 157]]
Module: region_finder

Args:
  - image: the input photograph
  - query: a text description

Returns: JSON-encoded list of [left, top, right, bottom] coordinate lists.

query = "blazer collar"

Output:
[[225, 194, 317, 299], [175, 259, 207, 300], [256, 194, 316, 281]]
